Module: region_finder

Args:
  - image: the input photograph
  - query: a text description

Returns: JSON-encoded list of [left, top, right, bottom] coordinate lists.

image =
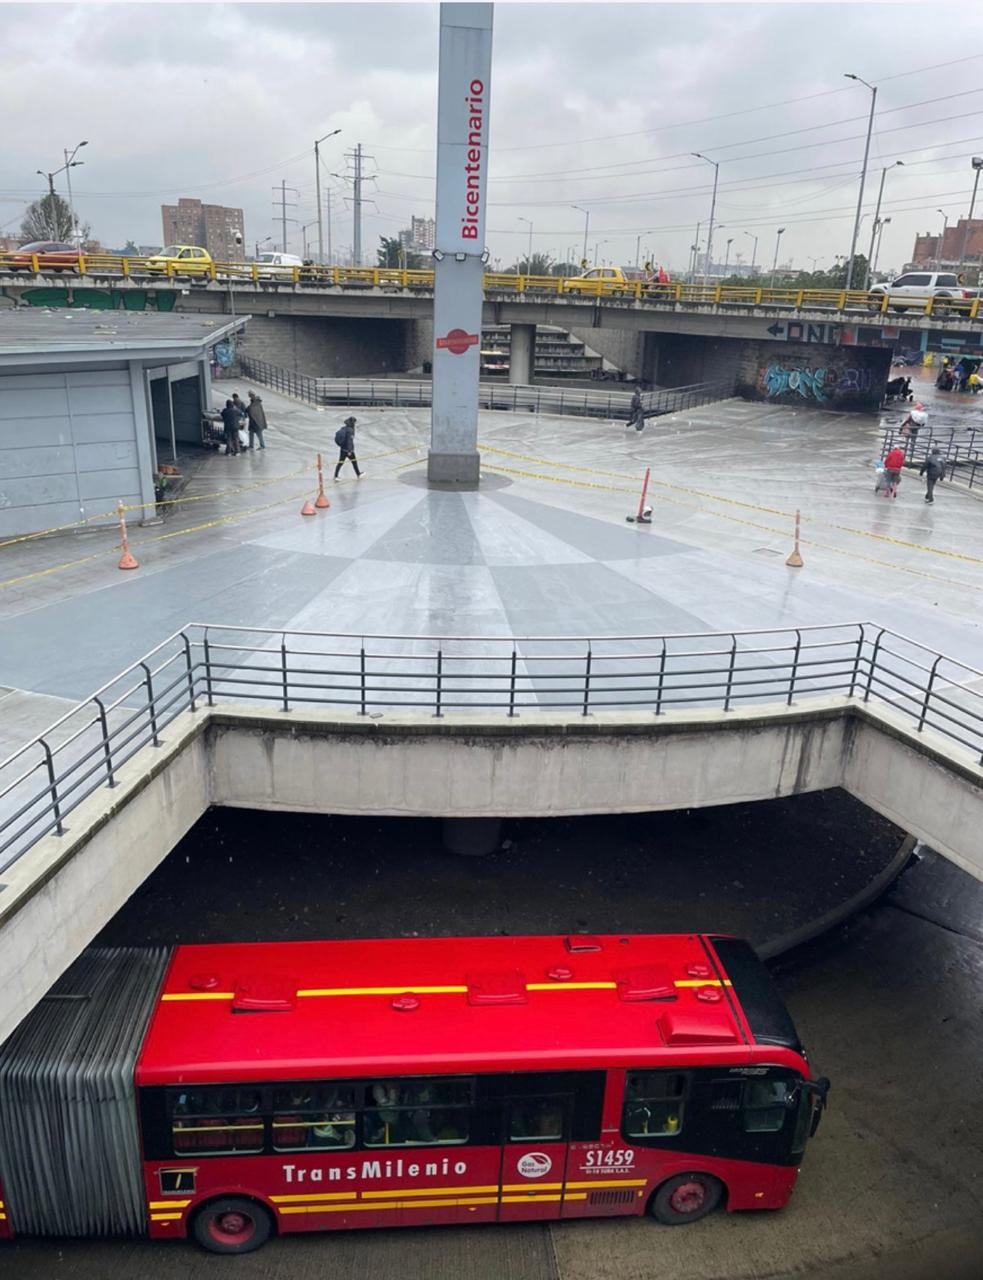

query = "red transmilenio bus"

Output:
[[0, 934, 828, 1254]]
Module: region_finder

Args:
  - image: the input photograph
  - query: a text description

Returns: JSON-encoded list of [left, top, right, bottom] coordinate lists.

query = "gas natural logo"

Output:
[[516, 1151, 552, 1179]]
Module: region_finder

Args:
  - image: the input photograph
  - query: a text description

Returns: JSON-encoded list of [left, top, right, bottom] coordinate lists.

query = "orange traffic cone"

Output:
[[300, 499, 317, 517], [785, 509, 804, 568], [314, 452, 331, 509], [117, 500, 139, 570]]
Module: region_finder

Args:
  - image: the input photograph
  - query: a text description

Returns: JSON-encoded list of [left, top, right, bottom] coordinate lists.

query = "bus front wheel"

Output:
[[192, 1196, 273, 1254], [650, 1173, 723, 1225]]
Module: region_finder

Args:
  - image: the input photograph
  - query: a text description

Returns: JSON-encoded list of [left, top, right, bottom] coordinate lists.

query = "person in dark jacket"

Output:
[[920, 446, 945, 503], [246, 391, 268, 450], [334, 416, 362, 478], [628, 387, 644, 431], [220, 400, 240, 456]]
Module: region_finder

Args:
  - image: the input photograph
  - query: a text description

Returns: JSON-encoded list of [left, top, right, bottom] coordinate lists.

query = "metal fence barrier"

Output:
[[238, 356, 734, 421], [1, 622, 981, 876], [879, 422, 981, 490]]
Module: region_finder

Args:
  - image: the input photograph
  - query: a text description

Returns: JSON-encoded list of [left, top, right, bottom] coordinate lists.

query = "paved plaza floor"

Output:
[[1, 370, 981, 736]]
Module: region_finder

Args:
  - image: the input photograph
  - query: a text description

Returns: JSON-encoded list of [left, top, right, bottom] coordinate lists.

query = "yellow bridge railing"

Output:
[[1, 254, 979, 319]]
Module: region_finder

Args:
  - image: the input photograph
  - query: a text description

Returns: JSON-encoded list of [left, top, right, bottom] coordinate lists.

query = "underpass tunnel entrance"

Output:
[[93, 791, 906, 954]]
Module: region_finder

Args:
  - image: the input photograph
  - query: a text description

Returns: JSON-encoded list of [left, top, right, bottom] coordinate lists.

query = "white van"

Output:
[[255, 252, 304, 279]]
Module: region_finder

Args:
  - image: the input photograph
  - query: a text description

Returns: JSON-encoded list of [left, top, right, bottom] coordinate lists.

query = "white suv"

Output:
[[868, 271, 970, 311]]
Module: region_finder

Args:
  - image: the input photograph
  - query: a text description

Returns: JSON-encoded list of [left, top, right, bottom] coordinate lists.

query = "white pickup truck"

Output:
[[868, 271, 973, 311]]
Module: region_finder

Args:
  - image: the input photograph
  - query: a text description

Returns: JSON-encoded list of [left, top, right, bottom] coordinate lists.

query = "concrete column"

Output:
[[427, 3, 494, 489], [128, 361, 159, 523], [509, 323, 536, 385], [641, 332, 661, 388]]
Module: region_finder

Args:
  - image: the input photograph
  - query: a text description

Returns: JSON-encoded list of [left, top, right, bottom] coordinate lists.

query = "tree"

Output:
[[506, 251, 554, 276], [550, 260, 581, 277], [377, 235, 424, 269], [20, 192, 74, 242]]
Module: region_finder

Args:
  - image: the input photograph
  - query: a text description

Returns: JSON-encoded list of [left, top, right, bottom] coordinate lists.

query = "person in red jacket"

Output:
[[882, 444, 906, 498]]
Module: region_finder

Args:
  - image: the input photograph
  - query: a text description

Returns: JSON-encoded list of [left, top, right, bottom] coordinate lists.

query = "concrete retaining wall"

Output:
[[239, 315, 421, 377], [735, 340, 892, 411], [3, 699, 981, 1043]]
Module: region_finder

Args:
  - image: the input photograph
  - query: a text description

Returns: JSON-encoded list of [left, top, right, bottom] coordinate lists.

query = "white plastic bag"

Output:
[[238, 428, 249, 447]]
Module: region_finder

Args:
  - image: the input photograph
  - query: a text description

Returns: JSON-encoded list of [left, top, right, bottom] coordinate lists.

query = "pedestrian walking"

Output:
[[920, 446, 945, 503], [628, 387, 645, 431], [882, 443, 906, 498], [246, 391, 268, 449], [899, 402, 927, 458], [220, 399, 241, 456], [333, 416, 362, 479]]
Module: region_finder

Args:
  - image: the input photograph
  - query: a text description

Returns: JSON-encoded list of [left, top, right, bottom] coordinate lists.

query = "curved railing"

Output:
[[1, 622, 981, 875], [238, 356, 733, 420], [2, 254, 980, 319]]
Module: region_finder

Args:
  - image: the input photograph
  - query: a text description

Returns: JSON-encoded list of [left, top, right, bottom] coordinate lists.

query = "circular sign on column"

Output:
[[436, 328, 480, 355]]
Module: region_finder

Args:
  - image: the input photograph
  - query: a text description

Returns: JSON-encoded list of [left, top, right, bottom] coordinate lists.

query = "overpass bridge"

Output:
[[7, 262, 980, 397], [2, 620, 982, 1042]]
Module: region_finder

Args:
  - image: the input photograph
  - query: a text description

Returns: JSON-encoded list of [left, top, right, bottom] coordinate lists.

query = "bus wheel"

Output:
[[192, 1197, 273, 1254], [650, 1173, 723, 1225]]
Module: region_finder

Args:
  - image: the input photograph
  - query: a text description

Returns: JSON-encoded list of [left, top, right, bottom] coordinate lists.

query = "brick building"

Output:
[[911, 219, 983, 266], [160, 198, 244, 262]]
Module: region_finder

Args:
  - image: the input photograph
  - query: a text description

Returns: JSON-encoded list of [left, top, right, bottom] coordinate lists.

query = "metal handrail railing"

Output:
[[2, 255, 980, 319], [1, 622, 981, 876], [238, 356, 734, 420]]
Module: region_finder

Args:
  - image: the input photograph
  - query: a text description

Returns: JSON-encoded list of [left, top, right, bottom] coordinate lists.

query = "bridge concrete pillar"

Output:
[[509, 323, 536, 385], [641, 332, 661, 388]]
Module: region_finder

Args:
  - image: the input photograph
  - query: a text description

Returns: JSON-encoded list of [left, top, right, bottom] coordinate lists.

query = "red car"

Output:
[[1, 240, 82, 272]]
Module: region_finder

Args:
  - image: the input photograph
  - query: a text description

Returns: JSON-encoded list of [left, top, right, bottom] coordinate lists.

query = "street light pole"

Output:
[[744, 231, 758, 276], [958, 157, 983, 270], [872, 216, 891, 278], [936, 209, 949, 268], [770, 227, 786, 288], [692, 153, 719, 284], [865, 160, 903, 287], [572, 206, 589, 265], [517, 217, 533, 271], [314, 130, 341, 265], [844, 73, 877, 291], [62, 141, 87, 248], [723, 238, 733, 275]]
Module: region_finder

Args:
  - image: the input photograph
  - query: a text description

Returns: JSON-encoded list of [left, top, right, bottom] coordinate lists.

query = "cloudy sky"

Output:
[[4, 1, 983, 274]]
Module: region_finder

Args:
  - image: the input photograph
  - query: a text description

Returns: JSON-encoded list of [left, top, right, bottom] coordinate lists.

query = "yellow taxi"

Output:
[[561, 266, 633, 295], [143, 245, 214, 277]]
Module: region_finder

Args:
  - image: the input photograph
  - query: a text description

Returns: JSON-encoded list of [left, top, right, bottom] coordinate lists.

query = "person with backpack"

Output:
[[920, 446, 945, 503], [334, 416, 362, 479]]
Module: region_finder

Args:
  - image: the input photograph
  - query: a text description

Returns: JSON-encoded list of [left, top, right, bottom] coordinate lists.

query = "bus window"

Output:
[[170, 1087, 264, 1154], [743, 1079, 792, 1133], [272, 1085, 356, 1151], [363, 1078, 471, 1147], [508, 1096, 565, 1143], [622, 1071, 687, 1138]]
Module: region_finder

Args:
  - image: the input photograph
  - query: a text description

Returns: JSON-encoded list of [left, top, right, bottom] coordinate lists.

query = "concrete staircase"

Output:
[[480, 325, 604, 379]]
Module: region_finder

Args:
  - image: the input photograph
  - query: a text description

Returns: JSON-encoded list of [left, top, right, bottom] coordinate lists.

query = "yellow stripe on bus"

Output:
[[500, 1182, 564, 1192], [360, 1184, 500, 1199], [161, 992, 235, 1002], [563, 1179, 648, 1189], [296, 985, 469, 998], [527, 982, 618, 991], [148, 1199, 192, 1208], [270, 1192, 357, 1203], [150, 1212, 185, 1222]]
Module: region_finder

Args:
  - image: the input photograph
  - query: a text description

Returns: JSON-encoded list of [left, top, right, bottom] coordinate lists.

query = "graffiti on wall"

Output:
[[760, 363, 875, 402], [762, 364, 829, 402]]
